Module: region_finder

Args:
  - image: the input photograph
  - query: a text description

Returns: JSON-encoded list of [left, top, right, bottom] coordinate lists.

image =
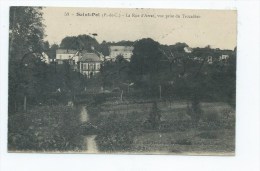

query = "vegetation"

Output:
[[8, 105, 82, 151], [88, 100, 235, 153], [60, 34, 99, 51], [8, 7, 236, 153]]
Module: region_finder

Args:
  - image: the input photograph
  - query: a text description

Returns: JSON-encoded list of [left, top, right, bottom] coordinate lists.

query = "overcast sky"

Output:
[[42, 7, 237, 50]]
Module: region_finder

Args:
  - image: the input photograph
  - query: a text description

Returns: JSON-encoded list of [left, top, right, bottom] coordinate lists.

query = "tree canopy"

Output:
[[60, 34, 99, 51], [9, 7, 47, 112], [130, 38, 162, 76]]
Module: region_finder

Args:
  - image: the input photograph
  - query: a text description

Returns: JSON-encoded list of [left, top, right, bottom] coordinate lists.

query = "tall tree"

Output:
[[9, 7, 45, 59], [129, 38, 163, 95], [130, 38, 162, 77], [9, 7, 46, 112], [99, 41, 109, 56], [100, 55, 130, 88]]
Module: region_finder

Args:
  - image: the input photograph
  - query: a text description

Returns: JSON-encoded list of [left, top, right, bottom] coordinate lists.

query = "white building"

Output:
[[109, 46, 134, 61], [78, 51, 102, 78], [56, 49, 79, 65]]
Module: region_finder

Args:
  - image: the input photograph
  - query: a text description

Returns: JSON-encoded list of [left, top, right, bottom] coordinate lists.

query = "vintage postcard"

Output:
[[8, 7, 236, 155]]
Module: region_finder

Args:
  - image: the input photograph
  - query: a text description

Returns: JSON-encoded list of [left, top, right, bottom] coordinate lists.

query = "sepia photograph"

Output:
[[8, 7, 237, 155]]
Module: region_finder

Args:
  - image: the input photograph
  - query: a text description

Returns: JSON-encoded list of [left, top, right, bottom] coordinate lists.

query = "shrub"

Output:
[[95, 112, 140, 152], [8, 105, 82, 152]]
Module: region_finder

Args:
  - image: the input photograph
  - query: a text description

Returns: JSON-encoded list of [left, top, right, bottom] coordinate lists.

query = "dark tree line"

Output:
[[100, 38, 236, 110]]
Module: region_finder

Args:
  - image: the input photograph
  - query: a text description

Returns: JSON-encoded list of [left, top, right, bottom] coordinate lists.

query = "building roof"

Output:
[[56, 49, 78, 54], [109, 46, 134, 52], [79, 51, 100, 62]]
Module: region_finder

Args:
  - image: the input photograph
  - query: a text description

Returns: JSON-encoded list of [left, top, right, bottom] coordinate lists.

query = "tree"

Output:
[[9, 7, 46, 112], [42, 41, 50, 51], [50, 43, 59, 50], [9, 7, 45, 60], [100, 55, 130, 89], [129, 38, 163, 92], [99, 41, 109, 56], [159, 43, 189, 72], [60, 34, 99, 51]]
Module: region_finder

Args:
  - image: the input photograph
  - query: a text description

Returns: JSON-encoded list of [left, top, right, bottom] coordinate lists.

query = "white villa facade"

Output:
[[78, 51, 102, 78], [109, 46, 134, 61]]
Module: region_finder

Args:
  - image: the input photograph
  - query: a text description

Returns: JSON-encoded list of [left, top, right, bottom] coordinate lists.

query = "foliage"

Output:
[[9, 7, 46, 113], [95, 113, 139, 152], [9, 7, 45, 59], [8, 7, 236, 154], [106, 40, 134, 46], [99, 41, 110, 56], [100, 56, 130, 88], [130, 38, 162, 77], [9, 57, 87, 112], [60, 34, 99, 51], [8, 105, 82, 151]]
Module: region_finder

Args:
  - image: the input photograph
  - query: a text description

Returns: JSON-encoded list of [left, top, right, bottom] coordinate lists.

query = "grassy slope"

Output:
[[91, 100, 235, 154]]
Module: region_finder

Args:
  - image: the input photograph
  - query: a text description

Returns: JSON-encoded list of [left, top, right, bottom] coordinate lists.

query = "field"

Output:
[[8, 96, 235, 155], [87, 100, 235, 155]]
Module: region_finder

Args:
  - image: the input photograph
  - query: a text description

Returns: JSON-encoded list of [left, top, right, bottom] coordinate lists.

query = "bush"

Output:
[[8, 105, 82, 152], [95, 113, 140, 152]]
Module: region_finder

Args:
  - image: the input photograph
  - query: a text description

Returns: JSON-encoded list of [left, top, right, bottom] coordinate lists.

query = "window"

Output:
[[83, 63, 87, 70], [89, 63, 94, 70], [96, 63, 100, 70]]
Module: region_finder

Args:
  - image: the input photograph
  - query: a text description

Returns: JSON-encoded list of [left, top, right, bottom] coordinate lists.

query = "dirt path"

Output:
[[80, 106, 89, 122], [80, 106, 99, 153], [83, 135, 98, 153]]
